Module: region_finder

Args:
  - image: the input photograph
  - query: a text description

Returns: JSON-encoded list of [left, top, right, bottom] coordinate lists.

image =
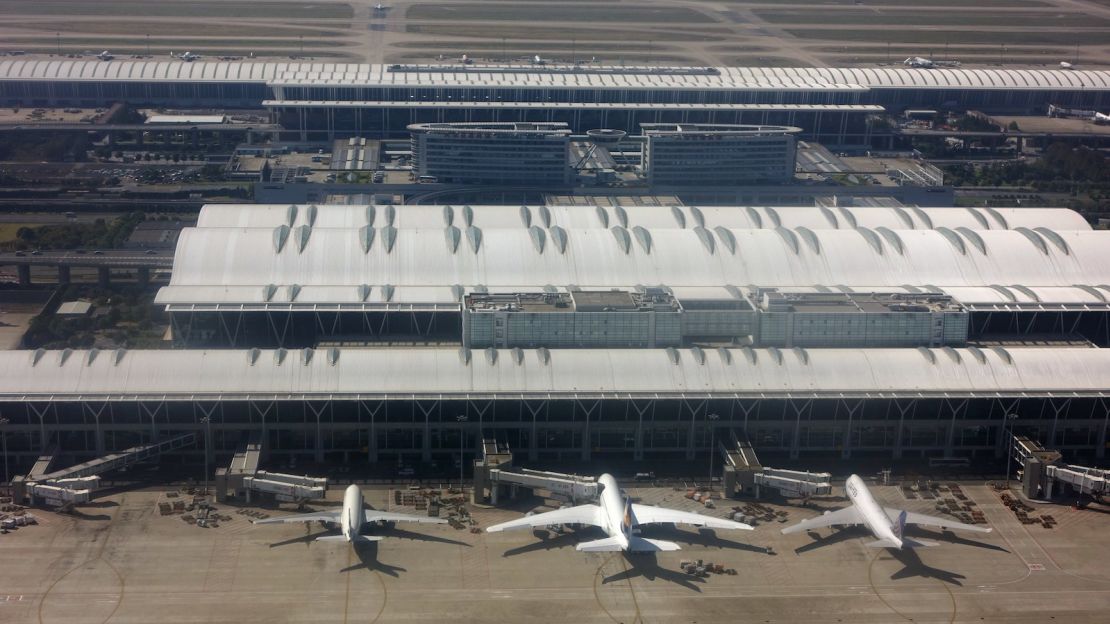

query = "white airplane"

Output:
[[171, 51, 201, 62], [253, 484, 447, 543], [781, 474, 991, 549], [460, 54, 472, 65], [373, 3, 389, 11], [96, 50, 114, 61], [1094, 112, 1110, 124], [903, 56, 935, 68], [486, 473, 753, 552], [1060, 61, 1075, 70]]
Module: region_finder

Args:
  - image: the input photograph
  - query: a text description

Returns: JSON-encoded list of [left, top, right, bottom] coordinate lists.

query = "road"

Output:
[[0, 250, 173, 269]]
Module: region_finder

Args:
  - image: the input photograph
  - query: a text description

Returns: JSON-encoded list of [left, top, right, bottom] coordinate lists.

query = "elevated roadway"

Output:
[[0, 249, 173, 286]]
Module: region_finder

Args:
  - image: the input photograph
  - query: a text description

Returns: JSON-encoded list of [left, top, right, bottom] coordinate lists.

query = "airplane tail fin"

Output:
[[892, 510, 908, 540], [576, 536, 626, 552], [628, 537, 681, 552], [315, 534, 384, 543]]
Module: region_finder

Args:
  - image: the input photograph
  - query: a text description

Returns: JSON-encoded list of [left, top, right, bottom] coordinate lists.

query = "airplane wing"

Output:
[[365, 510, 449, 525], [883, 508, 992, 534], [781, 506, 863, 535], [485, 504, 603, 533], [252, 511, 340, 526], [630, 504, 753, 530]]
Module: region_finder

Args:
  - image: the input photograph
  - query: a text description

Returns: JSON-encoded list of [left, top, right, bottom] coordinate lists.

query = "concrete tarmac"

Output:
[[1, 482, 1108, 623]]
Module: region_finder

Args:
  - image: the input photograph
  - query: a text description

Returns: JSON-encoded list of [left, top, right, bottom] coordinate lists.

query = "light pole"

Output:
[[707, 413, 720, 489], [0, 418, 9, 487], [200, 416, 211, 499], [457, 415, 468, 489], [1004, 414, 1018, 489]]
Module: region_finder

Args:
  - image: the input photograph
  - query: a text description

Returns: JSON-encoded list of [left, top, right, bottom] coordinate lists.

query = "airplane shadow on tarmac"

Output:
[[341, 541, 407, 577], [794, 526, 869, 554], [888, 548, 967, 586], [640, 525, 770, 555], [268, 526, 469, 577], [499, 527, 607, 557], [602, 552, 707, 592], [910, 527, 1009, 553]]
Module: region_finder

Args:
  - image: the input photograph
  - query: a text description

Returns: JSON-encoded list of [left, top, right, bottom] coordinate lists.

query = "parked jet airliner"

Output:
[[781, 474, 991, 549], [486, 473, 752, 552], [253, 484, 447, 543]]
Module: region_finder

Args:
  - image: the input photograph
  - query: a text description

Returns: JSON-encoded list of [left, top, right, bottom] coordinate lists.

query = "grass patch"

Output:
[[0, 44, 355, 59], [786, 28, 1110, 46], [407, 3, 716, 23], [388, 51, 696, 65], [0, 1, 354, 19], [0, 223, 41, 242], [14, 21, 348, 38], [405, 24, 730, 41], [721, 56, 811, 67], [758, 10, 1110, 28], [3, 37, 348, 49], [727, 0, 1048, 4]]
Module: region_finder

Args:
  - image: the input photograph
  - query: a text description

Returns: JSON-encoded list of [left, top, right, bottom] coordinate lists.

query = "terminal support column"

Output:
[[1098, 399, 1109, 459], [576, 399, 599, 462], [17, 264, 31, 287], [361, 400, 383, 463], [943, 399, 968, 458], [890, 400, 917, 460]]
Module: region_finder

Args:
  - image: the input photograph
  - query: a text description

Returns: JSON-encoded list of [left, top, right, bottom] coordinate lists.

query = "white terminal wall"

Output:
[[1, 347, 1108, 400], [159, 228, 1109, 299], [194, 205, 1091, 233]]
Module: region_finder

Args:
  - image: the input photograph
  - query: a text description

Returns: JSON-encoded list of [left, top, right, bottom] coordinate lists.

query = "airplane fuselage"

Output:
[[845, 474, 901, 548], [341, 484, 363, 542], [596, 473, 629, 548]]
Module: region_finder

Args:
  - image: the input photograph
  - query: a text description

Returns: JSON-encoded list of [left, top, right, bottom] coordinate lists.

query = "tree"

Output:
[[16, 226, 36, 242]]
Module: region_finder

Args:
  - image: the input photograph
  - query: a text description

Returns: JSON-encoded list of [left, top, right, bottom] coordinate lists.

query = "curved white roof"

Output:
[[1, 346, 1106, 401], [194, 204, 1090, 233], [157, 226, 1110, 307], [2, 61, 1108, 92]]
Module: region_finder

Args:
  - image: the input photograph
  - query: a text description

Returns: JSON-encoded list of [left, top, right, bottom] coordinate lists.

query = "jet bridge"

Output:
[[1012, 434, 1109, 501], [472, 438, 599, 505], [215, 433, 327, 504], [722, 430, 831, 499], [12, 433, 197, 507], [20, 477, 100, 507]]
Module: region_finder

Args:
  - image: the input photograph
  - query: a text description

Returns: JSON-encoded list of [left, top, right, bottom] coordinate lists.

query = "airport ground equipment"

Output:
[[214, 433, 326, 504], [11, 433, 196, 507], [1012, 435, 1109, 501], [472, 438, 599, 505], [722, 430, 832, 499]]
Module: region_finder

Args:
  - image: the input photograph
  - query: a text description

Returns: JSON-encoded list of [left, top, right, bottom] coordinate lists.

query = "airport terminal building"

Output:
[[2, 61, 1109, 146], [0, 203, 1108, 469], [640, 124, 800, 185], [409, 122, 572, 186]]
